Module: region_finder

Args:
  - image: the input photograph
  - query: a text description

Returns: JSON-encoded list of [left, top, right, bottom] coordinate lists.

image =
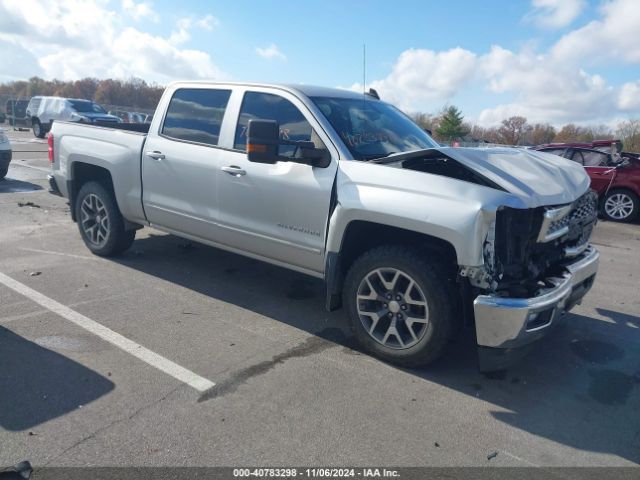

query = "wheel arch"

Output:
[[325, 220, 459, 311], [68, 162, 115, 222]]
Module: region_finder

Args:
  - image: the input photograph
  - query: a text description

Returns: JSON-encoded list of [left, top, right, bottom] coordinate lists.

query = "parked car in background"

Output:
[[5, 99, 29, 128], [538, 140, 622, 155], [26, 96, 120, 138], [0, 127, 12, 179], [535, 143, 640, 222], [108, 110, 146, 123]]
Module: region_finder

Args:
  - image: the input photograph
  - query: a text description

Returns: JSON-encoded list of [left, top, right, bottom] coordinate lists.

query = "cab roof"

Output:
[[168, 81, 375, 100]]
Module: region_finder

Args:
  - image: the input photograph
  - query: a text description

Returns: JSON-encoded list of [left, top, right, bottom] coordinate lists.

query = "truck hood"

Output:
[[386, 147, 590, 207]]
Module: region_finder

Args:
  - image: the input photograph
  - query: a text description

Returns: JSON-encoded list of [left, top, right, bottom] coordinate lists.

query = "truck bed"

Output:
[[92, 121, 150, 134], [50, 121, 148, 225]]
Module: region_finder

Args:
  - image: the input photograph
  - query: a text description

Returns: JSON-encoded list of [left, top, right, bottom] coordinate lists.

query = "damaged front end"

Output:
[[470, 190, 600, 371]]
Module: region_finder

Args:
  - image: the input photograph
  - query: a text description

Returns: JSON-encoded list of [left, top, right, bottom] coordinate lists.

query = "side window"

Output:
[[581, 150, 608, 167], [571, 150, 585, 165], [162, 88, 231, 146], [234, 91, 322, 156]]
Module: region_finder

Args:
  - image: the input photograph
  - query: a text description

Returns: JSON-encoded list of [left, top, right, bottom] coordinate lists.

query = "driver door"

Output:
[[216, 89, 338, 274]]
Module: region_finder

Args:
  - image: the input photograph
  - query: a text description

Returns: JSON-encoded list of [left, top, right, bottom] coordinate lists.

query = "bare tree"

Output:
[[410, 112, 439, 134], [497, 116, 529, 145], [616, 119, 640, 152], [0, 76, 163, 109], [528, 123, 556, 146]]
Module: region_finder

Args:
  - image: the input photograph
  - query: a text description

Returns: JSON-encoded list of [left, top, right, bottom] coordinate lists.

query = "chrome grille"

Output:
[[538, 191, 598, 244]]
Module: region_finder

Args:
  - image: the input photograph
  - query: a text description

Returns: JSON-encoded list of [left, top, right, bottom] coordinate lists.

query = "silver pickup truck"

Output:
[[48, 82, 599, 370]]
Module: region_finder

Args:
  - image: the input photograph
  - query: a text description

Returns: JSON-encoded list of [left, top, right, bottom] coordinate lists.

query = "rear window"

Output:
[[540, 148, 566, 157], [68, 100, 106, 114], [162, 88, 231, 146]]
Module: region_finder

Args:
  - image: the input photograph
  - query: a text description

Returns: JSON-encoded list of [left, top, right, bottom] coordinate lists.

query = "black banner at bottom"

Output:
[[1, 467, 636, 480]]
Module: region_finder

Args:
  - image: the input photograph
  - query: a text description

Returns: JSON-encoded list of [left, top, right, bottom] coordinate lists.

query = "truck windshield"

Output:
[[69, 100, 106, 114], [311, 96, 437, 160]]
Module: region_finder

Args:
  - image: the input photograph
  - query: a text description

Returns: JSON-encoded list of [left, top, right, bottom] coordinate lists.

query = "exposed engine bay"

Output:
[[482, 190, 598, 297], [379, 147, 597, 299]]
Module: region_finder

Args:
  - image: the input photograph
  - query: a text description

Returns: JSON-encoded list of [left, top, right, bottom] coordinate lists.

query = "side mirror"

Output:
[[247, 119, 280, 164], [247, 119, 331, 168]]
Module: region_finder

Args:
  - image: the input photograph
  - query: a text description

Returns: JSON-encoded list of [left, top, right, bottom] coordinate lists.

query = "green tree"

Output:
[[435, 105, 469, 142]]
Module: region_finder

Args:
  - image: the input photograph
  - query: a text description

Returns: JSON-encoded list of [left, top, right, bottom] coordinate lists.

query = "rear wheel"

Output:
[[602, 189, 639, 222], [343, 245, 457, 367], [75, 181, 135, 256], [32, 119, 45, 139]]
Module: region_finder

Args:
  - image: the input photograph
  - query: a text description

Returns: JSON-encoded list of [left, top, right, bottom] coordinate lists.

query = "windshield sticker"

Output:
[[341, 131, 390, 147]]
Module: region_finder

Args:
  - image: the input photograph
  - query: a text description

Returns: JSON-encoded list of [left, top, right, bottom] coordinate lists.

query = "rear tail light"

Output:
[[47, 133, 54, 163]]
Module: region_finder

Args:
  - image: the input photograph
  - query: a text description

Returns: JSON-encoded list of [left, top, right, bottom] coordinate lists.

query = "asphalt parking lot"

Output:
[[1, 127, 639, 467]]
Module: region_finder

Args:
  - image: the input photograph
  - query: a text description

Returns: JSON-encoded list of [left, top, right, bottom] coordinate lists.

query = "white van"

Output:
[[26, 97, 120, 138]]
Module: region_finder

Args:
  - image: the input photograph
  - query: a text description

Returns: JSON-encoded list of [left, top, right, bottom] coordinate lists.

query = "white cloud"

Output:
[[0, 38, 43, 82], [121, 0, 158, 22], [0, 0, 226, 83], [256, 44, 287, 61], [618, 81, 640, 111], [351, 48, 477, 111], [169, 15, 219, 46], [477, 45, 616, 126], [196, 14, 219, 31], [357, 0, 640, 127], [525, 0, 585, 29], [169, 18, 193, 45], [551, 0, 640, 64]]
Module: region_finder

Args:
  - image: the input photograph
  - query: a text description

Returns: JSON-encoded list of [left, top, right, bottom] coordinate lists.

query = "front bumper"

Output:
[[474, 246, 599, 351]]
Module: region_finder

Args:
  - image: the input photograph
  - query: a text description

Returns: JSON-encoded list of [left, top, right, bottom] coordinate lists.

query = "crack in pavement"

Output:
[[43, 383, 185, 466]]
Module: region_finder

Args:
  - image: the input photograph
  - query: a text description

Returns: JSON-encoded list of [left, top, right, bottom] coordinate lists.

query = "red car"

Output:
[[535, 141, 640, 222]]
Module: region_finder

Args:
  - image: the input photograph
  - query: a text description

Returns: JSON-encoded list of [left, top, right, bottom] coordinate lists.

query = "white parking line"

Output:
[[19, 247, 103, 261], [0, 271, 215, 392]]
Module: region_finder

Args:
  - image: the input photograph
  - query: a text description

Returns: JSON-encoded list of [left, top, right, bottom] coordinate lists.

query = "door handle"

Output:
[[145, 151, 165, 160], [222, 165, 247, 177]]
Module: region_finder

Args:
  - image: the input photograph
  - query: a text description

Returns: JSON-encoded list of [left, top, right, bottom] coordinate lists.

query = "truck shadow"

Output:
[[115, 232, 640, 465], [0, 326, 114, 431]]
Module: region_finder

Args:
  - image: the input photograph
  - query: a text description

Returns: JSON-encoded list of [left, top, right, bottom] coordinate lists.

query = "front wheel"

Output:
[[75, 181, 135, 256], [601, 189, 639, 222], [343, 245, 457, 367]]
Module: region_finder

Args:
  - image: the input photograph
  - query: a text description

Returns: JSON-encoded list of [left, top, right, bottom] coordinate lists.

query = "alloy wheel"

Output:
[[356, 267, 429, 349], [604, 193, 634, 220], [80, 193, 110, 246]]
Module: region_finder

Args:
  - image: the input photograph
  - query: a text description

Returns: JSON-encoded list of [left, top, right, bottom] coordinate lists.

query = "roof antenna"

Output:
[[363, 43, 366, 106], [362, 44, 380, 101]]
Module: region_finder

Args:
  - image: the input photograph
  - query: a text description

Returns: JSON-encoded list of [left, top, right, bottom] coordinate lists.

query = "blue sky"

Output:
[[1, 0, 639, 126]]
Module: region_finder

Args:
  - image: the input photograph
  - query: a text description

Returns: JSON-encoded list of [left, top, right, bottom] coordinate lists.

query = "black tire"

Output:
[[343, 245, 458, 367], [601, 189, 639, 223], [75, 181, 135, 256], [0, 165, 7, 180], [33, 119, 45, 139]]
